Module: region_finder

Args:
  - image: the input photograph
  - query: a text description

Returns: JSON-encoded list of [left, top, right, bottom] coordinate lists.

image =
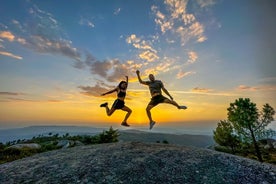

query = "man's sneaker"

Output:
[[100, 102, 108, 107], [121, 122, 130, 127], [179, 105, 187, 110], [149, 121, 156, 130]]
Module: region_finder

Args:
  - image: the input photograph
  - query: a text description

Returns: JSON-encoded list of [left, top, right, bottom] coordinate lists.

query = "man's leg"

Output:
[[163, 99, 187, 109], [146, 104, 155, 123], [146, 104, 157, 130]]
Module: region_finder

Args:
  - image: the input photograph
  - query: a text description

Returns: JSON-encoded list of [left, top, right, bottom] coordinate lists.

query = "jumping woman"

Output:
[[100, 76, 132, 127]]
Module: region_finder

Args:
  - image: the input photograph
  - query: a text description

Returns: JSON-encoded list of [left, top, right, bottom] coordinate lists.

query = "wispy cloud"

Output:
[[196, 0, 216, 8], [0, 51, 22, 60], [1, 4, 82, 63], [169, 90, 239, 97], [0, 3, 139, 85], [192, 87, 213, 93], [82, 53, 135, 82], [126, 34, 159, 63], [237, 84, 276, 92], [176, 70, 196, 79], [25, 36, 81, 61], [78, 81, 115, 97], [152, 0, 209, 46], [0, 31, 15, 41], [0, 31, 24, 59], [79, 17, 95, 28], [188, 51, 198, 64], [0, 92, 24, 96], [114, 8, 121, 15], [0, 91, 32, 102]]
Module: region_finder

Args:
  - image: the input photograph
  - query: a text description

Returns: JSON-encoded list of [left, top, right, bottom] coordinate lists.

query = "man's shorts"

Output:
[[148, 95, 169, 106], [112, 99, 125, 109]]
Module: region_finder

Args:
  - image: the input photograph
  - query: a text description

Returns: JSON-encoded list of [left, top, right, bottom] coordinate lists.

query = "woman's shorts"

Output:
[[112, 99, 125, 109], [148, 95, 169, 106]]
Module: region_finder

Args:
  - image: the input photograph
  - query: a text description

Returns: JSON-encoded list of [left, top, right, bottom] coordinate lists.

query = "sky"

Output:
[[0, 0, 275, 133]]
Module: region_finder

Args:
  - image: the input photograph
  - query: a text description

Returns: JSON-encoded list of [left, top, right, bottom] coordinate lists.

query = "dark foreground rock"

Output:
[[0, 142, 275, 184]]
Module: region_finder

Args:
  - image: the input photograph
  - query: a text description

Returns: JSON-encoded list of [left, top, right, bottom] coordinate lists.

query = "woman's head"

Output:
[[118, 81, 127, 89]]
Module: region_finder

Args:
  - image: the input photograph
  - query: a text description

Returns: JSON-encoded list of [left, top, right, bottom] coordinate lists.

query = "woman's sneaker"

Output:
[[100, 102, 108, 107], [179, 105, 187, 109]]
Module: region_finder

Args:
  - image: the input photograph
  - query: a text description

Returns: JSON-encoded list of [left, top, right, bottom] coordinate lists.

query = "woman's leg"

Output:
[[121, 106, 132, 123], [105, 105, 116, 116]]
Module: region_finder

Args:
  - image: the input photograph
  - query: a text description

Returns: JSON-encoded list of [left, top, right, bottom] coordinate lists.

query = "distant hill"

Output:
[[0, 126, 214, 148], [0, 142, 275, 183], [0, 126, 106, 143], [119, 129, 214, 148]]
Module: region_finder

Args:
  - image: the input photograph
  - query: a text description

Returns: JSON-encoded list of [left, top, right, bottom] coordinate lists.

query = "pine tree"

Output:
[[214, 98, 275, 162], [227, 98, 275, 162], [213, 120, 240, 154]]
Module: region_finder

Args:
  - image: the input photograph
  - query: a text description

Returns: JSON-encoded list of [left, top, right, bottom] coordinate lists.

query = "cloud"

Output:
[[0, 31, 15, 41], [139, 50, 159, 62], [176, 70, 196, 79], [165, 0, 188, 19], [188, 22, 207, 43], [126, 34, 156, 52], [237, 85, 259, 91], [78, 81, 115, 97], [0, 91, 33, 102], [126, 34, 159, 63], [152, 0, 208, 46], [114, 8, 121, 15], [192, 87, 213, 93], [0, 92, 24, 96], [25, 36, 81, 61], [237, 85, 276, 92], [79, 17, 95, 28], [83, 54, 136, 82], [153, 8, 173, 33], [196, 0, 216, 8], [3, 4, 82, 63], [188, 51, 198, 63], [0, 51, 23, 60]]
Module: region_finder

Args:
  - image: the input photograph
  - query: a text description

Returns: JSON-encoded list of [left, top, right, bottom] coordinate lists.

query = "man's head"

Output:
[[149, 74, 155, 82]]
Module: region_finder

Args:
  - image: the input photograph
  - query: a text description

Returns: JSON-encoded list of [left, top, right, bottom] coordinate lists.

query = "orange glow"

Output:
[[0, 90, 229, 128]]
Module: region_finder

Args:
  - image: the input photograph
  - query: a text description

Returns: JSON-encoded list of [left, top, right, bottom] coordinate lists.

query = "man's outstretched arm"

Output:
[[162, 86, 173, 100], [136, 70, 147, 85]]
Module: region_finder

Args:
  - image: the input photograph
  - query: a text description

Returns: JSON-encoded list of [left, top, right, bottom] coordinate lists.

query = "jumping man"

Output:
[[136, 70, 187, 129]]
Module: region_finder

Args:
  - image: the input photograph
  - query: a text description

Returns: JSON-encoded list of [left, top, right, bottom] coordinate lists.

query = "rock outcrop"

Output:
[[0, 142, 275, 184], [8, 143, 41, 150]]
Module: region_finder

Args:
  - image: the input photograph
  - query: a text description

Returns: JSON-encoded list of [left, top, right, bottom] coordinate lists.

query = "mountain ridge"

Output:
[[0, 126, 214, 148]]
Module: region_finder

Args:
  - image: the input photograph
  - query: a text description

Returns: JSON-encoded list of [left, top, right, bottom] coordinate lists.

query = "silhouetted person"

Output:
[[136, 70, 187, 129], [100, 76, 132, 127]]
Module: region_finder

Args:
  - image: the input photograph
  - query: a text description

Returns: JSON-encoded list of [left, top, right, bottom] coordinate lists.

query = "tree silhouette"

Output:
[[227, 98, 275, 162], [213, 120, 240, 154], [214, 98, 275, 162]]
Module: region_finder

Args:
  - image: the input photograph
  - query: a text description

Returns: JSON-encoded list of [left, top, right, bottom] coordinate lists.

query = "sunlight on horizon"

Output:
[[0, 0, 275, 132]]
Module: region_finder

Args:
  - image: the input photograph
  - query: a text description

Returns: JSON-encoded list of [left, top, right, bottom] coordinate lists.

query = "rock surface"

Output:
[[0, 142, 275, 184], [8, 143, 41, 149]]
